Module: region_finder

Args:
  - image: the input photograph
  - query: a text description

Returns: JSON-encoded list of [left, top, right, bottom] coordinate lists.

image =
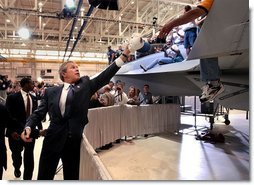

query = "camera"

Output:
[[0, 75, 11, 90], [116, 87, 122, 91]]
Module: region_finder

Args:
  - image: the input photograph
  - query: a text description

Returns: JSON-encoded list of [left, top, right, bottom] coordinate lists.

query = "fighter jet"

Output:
[[112, 0, 249, 113]]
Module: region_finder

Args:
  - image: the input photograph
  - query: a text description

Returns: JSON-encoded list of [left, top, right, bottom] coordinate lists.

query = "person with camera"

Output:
[[0, 75, 11, 100], [114, 82, 128, 105]]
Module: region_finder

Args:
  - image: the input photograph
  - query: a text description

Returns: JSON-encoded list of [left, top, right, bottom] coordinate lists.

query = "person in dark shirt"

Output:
[[0, 103, 15, 180], [107, 46, 116, 65], [138, 84, 153, 104]]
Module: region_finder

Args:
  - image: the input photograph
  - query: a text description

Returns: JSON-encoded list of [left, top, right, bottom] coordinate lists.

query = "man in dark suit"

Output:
[[5, 77, 42, 180], [0, 103, 15, 180], [21, 45, 134, 180]]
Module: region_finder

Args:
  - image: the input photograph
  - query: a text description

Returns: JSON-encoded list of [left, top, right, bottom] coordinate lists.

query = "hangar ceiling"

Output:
[[0, 0, 196, 62]]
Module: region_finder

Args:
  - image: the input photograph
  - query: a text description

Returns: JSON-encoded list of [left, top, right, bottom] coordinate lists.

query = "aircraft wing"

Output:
[[188, 0, 249, 60], [112, 0, 249, 111]]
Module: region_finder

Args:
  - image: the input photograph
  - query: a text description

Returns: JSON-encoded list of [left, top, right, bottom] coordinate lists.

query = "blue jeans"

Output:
[[184, 28, 197, 49], [200, 57, 221, 82], [145, 56, 184, 70]]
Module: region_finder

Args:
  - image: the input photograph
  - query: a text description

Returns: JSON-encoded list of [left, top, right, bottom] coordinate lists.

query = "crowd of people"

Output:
[[0, 73, 156, 180], [0, 0, 225, 180], [0, 77, 48, 180], [90, 80, 154, 108], [0, 40, 153, 180]]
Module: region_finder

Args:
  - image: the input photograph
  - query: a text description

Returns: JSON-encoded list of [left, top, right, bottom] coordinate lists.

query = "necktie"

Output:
[[64, 85, 74, 116], [26, 93, 31, 118]]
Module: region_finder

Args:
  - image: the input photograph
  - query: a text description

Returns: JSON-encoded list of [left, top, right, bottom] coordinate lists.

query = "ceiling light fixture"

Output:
[[38, 2, 43, 7], [66, 0, 75, 8], [18, 27, 30, 40]]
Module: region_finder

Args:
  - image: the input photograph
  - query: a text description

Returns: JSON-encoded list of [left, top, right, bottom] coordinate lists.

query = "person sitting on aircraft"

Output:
[[195, 0, 207, 32], [181, 5, 198, 56], [139, 44, 184, 72], [158, 0, 224, 103]]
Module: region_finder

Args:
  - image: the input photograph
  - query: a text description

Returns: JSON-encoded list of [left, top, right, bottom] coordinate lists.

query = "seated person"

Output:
[[140, 44, 184, 72]]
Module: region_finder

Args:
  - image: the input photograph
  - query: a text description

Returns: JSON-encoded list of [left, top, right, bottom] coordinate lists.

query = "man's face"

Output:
[[63, 62, 80, 83], [109, 82, 114, 88], [116, 84, 123, 92], [27, 81, 35, 91], [143, 86, 149, 93]]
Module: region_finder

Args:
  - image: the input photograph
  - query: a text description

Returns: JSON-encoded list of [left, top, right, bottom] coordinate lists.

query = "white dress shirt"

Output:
[[21, 89, 32, 115], [59, 82, 73, 116]]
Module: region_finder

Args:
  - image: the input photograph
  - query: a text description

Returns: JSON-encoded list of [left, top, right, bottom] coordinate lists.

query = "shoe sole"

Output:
[[200, 86, 225, 103], [210, 85, 225, 100]]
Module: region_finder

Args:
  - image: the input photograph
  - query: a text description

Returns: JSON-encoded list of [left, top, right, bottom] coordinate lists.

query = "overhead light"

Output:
[[21, 43, 26, 46], [38, 2, 43, 7], [81, 7, 85, 12], [62, 0, 76, 18], [6, 19, 10, 23], [18, 27, 30, 40], [131, 1, 134, 4], [66, 0, 75, 8]]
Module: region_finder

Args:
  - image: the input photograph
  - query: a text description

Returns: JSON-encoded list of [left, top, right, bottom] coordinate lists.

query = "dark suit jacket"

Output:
[[0, 104, 15, 170], [26, 62, 120, 152], [5, 91, 40, 136]]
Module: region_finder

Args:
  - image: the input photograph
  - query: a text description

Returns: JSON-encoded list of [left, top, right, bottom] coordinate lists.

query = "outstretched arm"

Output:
[[158, 8, 206, 39]]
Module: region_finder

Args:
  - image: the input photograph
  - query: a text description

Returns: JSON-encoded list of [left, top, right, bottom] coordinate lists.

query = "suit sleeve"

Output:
[[0, 105, 8, 170], [89, 62, 121, 95], [26, 89, 49, 129], [5, 94, 21, 133]]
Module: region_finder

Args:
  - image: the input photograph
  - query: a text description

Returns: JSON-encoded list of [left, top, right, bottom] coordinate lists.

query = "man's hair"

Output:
[[20, 77, 32, 88], [144, 84, 150, 88], [101, 92, 115, 106], [184, 5, 192, 12], [59, 61, 74, 82]]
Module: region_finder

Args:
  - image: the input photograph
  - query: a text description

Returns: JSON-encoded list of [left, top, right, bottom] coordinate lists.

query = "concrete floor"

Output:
[[2, 109, 250, 181], [97, 110, 250, 180]]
